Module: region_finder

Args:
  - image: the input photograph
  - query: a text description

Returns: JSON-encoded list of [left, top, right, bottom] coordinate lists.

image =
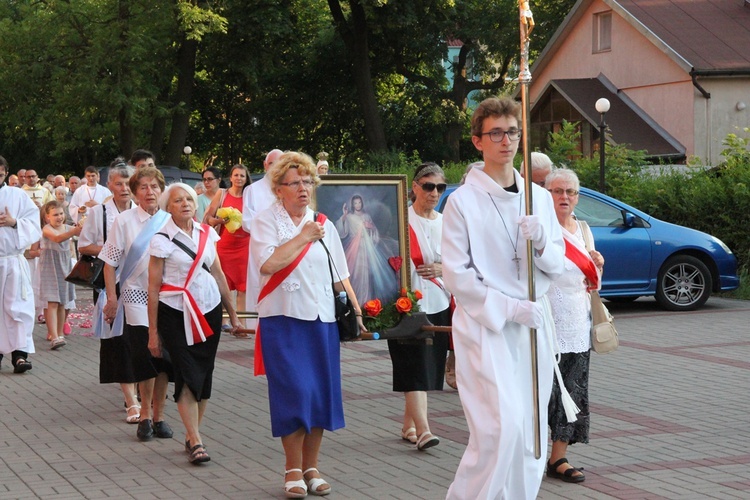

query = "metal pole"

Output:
[[599, 116, 606, 194], [518, 0, 541, 460]]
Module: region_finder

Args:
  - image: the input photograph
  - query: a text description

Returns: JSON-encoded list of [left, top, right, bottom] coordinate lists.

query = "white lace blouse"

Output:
[[250, 201, 349, 322], [547, 222, 593, 353]]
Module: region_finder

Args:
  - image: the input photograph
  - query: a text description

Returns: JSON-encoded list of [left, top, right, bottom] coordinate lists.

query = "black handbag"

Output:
[[66, 255, 105, 289], [65, 204, 107, 289], [318, 218, 360, 342]]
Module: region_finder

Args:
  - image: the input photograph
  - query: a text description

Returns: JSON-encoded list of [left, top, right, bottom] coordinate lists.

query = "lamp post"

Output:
[[183, 146, 192, 169], [595, 98, 610, 194]]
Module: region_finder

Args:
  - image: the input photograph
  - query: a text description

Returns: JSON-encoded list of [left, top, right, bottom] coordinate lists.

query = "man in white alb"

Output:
[[69, 166, 112, 223], [0, 156, 41, 373], [241, 148, 283, 327], [442, 97, 565, 500]]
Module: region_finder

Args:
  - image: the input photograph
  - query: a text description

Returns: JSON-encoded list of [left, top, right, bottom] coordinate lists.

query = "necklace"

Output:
[[488, 193, 523, 280]]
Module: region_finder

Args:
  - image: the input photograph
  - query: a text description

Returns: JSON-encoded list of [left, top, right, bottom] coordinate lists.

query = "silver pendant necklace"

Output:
[[488, 192, 523, 280]]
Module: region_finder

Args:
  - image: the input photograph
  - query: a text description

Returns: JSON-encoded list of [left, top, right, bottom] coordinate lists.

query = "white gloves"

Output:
[[517, 215, 546, 251], [509, 298, 544, 329]]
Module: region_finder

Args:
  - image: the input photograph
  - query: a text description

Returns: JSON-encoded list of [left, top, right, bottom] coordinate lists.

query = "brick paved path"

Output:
[[1, 293, 749, 499]]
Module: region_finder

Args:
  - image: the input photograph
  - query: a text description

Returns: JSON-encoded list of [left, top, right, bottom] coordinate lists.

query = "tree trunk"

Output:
[[328, 0, 387, 153], [119, 107, 135, 160], [150, 89, 170, 163], [164, 36, 198, 166], [444, 44, 471, 162]]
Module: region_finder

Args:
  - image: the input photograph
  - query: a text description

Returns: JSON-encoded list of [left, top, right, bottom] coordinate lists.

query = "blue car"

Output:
[[438, 185, 739, 311]]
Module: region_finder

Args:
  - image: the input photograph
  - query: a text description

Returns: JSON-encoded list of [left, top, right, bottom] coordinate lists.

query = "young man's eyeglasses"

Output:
[[417, 182, 447, 194], [480, 128, 522, 143]]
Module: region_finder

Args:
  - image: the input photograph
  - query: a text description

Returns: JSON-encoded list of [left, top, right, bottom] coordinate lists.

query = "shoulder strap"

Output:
[[579, 220, 593, 252], [157, 232, 211, 273], [102, 203, 107, 242]]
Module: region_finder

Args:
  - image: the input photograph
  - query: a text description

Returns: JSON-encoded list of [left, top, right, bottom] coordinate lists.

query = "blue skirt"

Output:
[[260, 316, 345, 437]]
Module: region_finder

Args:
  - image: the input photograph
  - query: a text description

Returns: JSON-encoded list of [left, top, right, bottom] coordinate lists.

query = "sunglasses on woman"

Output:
[[417, 181, 447, 194]]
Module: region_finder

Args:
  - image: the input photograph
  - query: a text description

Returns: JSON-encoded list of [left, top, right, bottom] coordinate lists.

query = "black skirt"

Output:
[[124, 323, 174, 383], [99, 335, 136, 384], [157, 302, 222, 402], [387, 308, 451, 392], [548, 350, 590, 445]]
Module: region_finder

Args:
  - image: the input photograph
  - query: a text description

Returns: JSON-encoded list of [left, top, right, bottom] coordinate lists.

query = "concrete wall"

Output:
[[691, 78, 750, 166]]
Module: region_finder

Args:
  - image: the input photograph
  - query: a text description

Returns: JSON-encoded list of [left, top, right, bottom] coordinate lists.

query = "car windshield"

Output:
[[575, 194, 623, 227]]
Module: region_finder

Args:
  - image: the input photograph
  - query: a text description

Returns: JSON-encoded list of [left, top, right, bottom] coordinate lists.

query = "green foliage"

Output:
[[347, 149, 423, 174]]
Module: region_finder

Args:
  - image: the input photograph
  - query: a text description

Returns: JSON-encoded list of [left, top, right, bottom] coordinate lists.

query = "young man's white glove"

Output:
[[518, 215, 546, 251], [507, 297, 544, 329]]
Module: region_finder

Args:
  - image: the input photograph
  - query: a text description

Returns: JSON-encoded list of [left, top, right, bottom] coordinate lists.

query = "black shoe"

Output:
[[153, 420, 173, 439], [13, 359, 32, 374], [137, 419, 154, 441]]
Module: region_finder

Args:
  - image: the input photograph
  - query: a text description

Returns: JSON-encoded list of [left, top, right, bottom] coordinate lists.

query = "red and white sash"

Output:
[[159, 224, 214, 346], [408, 220, 456, 315], [253, 213, 328, 376], [563, 224, 600, 292]]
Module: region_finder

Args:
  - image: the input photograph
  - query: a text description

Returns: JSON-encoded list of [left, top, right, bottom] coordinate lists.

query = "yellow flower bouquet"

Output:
[[215, 206, 242, 233]]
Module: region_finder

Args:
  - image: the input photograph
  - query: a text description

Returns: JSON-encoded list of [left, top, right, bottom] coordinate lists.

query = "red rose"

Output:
[[414, 290, 423, 300], [395, 297, 412, 314], [364, 299, 383, 317]]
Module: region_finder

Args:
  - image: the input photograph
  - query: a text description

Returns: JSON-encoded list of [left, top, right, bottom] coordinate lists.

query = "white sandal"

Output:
[[303, 468, 331, 496], [284, 468, 308, 498], [125, 404, 141, 424], [416, 431, 440, 451]]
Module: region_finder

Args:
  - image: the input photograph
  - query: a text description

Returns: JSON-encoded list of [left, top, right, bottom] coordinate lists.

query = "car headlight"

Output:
[[712, 236, 733, 254]]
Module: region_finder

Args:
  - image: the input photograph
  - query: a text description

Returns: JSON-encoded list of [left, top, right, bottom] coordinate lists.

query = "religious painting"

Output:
[[313, 175, 410, 305]]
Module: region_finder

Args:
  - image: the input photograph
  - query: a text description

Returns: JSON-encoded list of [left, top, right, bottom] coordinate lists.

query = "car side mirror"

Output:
[[621, 209, 636, 228]]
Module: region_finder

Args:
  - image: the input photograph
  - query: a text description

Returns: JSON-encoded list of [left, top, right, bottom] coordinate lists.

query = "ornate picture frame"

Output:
[[314, 174, 410, 305]]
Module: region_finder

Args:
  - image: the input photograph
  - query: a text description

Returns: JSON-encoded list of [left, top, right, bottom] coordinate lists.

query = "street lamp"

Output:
[[183, 146, 192, 169], [595, 98, 610, 194]]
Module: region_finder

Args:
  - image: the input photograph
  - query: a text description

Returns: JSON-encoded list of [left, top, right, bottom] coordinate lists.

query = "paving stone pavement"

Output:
[[1, 292, 749, 499]]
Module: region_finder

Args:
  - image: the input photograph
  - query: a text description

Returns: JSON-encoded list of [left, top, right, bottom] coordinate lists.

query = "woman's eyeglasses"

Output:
[[418, 182, 447, 194], [548, 188, 579, 197], [280, 179, 314, 189], [203, 177, 217, 182]]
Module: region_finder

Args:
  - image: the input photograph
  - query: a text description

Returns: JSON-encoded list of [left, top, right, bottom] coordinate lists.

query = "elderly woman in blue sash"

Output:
[[545, 168, 604, 483], [99, 167, 173, 443]]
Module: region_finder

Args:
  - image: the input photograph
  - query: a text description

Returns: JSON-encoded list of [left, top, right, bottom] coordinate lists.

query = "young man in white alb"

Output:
[[443, 96, 565, 500]]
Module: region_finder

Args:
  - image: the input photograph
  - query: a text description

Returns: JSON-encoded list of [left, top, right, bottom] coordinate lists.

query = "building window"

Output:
[[593, 11, 612, 53]]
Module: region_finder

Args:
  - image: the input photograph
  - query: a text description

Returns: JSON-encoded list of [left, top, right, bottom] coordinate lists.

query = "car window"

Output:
[[575, 194, 623, 227]]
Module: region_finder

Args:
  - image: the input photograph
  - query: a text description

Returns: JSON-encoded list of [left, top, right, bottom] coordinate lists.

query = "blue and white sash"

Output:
[[96, 210, 169, 339]]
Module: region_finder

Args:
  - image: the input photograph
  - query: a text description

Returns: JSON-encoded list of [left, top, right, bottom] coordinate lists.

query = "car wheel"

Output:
[[655, 255, 712, 311]]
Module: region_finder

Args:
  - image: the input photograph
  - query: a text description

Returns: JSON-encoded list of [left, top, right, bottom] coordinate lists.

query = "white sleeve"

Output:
[[149, 233, 174, 259], [241, 184, 257, 233], [78, 205, 103, 247], [68, 189, 83, 223]]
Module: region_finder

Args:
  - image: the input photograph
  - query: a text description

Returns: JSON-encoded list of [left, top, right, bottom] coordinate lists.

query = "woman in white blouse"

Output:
[[250, 151, 364, 498], [78, 160, 138, 424], [147, 183, 240, 464], [545, 168, 604, 483]]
